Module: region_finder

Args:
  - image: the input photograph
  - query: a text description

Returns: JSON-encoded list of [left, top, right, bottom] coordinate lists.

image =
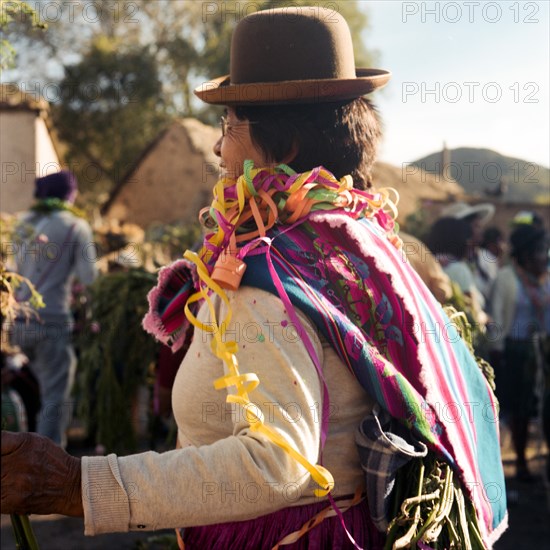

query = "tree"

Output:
[[8, 1, 375, 113], [51, 36, 169, 197], [0, 0, 46, 69], [2, 0, 143, 79], [8, 1, 376, 197]]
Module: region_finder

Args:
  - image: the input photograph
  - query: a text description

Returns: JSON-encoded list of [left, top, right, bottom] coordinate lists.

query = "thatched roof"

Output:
[[0, 83, 66, 167]]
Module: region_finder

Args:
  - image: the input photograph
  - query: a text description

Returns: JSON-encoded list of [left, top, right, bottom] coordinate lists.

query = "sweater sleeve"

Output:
[[82, 288, 325, 535]]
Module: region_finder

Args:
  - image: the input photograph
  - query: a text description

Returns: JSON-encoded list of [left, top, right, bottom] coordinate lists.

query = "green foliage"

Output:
[[51, 36, 170, 195], [9, 513, 39, 550], [0, 210, 42, 550], [0, 0, 46, 69], [145, 222, 202, 265], [386, 456, 485, 550], [444, 283, 492, 365], [446, 303, 495, 393], [1, 214, 45, 320], [75, 268, 158, 454], [30, 198, 85, 218], [0, 269, 45, 321]]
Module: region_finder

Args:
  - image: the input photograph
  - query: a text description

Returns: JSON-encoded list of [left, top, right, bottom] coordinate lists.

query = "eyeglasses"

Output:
[[219, 116, 258, 137]]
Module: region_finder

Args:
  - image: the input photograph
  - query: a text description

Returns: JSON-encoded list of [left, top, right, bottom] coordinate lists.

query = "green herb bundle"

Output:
[[30, 198, 85, 218], [385, 456, 485, 550], [0, 260, 42, 549], [75, 268, 158, 453]]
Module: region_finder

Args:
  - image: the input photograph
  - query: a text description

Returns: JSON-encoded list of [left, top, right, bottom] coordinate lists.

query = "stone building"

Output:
[[0, 84, 62, 213]]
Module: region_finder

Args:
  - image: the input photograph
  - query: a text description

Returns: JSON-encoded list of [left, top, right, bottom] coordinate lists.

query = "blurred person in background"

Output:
[[479, 226, 506, 300], [439, 202, 496, 305], [511, 210, 544, 230], [489, 223, 549, 481], [10, 171, 97, 448], [426, 216, 488, 329], [399, 231, 452, 305]]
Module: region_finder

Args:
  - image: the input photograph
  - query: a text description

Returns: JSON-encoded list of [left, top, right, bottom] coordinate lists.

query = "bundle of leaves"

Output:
[[0, 266, 44, 323], [384, 306, 494, 549], [75, 267, 158, 454], [444, 302, 495, 394], [386, 456, 485, 550]]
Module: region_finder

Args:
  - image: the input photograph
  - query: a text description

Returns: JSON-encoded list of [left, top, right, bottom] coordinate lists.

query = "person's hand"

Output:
[[1, 431, 83, 517]]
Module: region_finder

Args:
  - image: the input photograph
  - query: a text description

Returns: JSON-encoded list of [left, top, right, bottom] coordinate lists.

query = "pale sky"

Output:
[[363, 0, 549, 167]]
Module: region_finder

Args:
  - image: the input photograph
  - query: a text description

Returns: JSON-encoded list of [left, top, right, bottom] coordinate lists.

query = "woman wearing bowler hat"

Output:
[[2, 7, 507, 549]]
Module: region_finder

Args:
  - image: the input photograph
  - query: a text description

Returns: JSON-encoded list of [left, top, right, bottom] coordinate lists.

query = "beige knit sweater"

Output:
[[82, 287, 375, 535]]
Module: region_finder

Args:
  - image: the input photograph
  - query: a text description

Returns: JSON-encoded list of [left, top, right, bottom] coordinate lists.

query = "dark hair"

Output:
[[510, 225, 547, 267], [426, 217, 473, 260], [481, 226, 503, 249], [235, 97, 381, 189]]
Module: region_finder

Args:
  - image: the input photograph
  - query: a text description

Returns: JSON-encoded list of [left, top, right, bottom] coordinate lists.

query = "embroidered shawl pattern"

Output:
[[241, 214, 506, 545]]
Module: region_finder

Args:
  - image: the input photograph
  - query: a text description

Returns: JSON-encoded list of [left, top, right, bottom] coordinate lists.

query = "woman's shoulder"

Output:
[[202, 285, 322, 348]]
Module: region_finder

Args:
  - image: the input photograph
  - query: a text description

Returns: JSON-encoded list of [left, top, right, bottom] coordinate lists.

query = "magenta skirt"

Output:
[[179, 498, 386, 549]]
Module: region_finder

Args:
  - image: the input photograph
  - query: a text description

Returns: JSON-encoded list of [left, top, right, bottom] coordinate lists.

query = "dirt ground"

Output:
[[1, 424, 548, 550]]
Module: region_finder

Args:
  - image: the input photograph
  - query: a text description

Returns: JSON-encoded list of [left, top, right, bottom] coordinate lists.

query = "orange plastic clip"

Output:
[[211, 234, 247, 291]]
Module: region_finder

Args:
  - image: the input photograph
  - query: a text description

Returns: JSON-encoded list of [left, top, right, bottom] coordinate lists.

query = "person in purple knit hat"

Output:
[[9, 170, 97, 448]]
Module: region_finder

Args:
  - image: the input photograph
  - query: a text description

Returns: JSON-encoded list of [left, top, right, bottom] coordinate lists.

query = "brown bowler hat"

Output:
[[194, 6, 390, 106]]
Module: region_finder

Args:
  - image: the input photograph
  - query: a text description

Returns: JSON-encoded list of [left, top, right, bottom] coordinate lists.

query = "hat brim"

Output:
[[440, 202, 496, 225], [194, 68, 391, 106], [459, 204, 495, 225]]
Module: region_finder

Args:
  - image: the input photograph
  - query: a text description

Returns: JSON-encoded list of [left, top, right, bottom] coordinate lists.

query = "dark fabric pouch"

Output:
[[355, 404, 428, 531]]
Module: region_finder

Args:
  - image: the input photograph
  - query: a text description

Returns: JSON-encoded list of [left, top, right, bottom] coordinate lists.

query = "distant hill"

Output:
[[372, 162, 464, 224], [411, 148, 549, 204]]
